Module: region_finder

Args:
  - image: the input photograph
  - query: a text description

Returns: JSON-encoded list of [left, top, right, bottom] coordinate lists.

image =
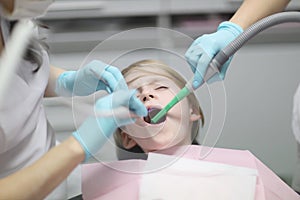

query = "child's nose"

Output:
[[142, 93, 155, 102]]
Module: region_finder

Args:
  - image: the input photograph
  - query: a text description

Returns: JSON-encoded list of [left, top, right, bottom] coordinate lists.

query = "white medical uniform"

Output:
[[0, 18, 71, 199], [292, 83, 300, 193], [0, 18, 56, 176]]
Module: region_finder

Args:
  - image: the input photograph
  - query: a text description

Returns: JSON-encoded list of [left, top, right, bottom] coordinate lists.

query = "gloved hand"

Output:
[[55, 60, 127, 96], [72, 89, 147, 161], [185, 21, 243, 89]]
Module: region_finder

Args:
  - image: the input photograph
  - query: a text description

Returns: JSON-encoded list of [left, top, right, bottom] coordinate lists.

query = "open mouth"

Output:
[[143, 108, 166, 124]]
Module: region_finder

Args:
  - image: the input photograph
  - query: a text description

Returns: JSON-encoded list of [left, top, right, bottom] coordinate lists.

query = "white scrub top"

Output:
[[0, 18, 55, 178], [0, 19, 82, 199]]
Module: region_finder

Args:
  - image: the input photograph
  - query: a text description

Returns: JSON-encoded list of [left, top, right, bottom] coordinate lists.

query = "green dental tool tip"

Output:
[[151, 86, 191, 124]]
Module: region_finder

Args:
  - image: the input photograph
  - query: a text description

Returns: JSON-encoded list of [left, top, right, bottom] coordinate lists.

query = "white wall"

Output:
[[221, 43, 300, 184]]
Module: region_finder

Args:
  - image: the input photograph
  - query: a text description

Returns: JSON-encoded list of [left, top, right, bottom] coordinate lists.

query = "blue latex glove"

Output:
[[55, 60, 127, 96], [72, 89, 147, 161], [185, 21, 243, 89]]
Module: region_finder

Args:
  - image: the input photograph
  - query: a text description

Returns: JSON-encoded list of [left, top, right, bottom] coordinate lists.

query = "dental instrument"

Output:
[[151, 11, 300, 124]]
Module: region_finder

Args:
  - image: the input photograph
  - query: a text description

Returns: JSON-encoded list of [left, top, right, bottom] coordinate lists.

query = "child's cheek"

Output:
[[159, 91, 174, 105]]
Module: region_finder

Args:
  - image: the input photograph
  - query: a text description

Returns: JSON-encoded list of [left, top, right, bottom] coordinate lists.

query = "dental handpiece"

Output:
[[151, 60, 223, 124]]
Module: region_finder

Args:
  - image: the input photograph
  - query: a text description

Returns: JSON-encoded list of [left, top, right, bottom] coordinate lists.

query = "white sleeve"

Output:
[[292, 83, 300, 143]]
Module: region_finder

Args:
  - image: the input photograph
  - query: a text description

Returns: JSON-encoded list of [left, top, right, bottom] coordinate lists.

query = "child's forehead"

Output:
[[125, 70, 174, 88]]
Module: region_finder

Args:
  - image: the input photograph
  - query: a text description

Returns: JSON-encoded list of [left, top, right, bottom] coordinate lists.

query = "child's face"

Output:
[[121, 68, 198, 152]]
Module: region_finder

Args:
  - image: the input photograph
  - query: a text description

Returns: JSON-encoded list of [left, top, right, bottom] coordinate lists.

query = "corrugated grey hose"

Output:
[[210, 11, 300, 70]]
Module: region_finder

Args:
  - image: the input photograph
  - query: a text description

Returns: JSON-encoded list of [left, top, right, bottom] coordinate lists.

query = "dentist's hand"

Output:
[[72, 89, 147, 161], [55, 60, 127, 96], [185, 21, 243, 89]]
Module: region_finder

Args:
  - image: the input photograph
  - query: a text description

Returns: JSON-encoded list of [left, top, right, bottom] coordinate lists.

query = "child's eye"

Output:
[[155, 86, 168, 90]]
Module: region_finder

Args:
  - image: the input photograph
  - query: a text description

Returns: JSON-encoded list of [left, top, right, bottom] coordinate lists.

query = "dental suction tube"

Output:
[[213, 11, 300, 70], [151, 11, 300, 124]]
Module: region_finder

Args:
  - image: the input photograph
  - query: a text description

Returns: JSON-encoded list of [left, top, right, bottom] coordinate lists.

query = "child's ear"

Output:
[[189, 108, 202, 122], [121, 131, 137, 149]]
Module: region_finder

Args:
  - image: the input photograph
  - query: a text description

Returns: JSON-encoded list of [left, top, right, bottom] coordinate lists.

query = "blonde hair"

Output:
[[114, 59, 204, 155]]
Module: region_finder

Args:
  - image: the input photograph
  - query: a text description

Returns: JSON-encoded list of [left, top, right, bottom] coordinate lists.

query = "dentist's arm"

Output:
[[0, 90, 147, 200], [230, 0, 291, 29], [0, 136, 85, 200], [185, 0, 291, 88], [230, 0, 290, 29], [45, 65, 65, 97]]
